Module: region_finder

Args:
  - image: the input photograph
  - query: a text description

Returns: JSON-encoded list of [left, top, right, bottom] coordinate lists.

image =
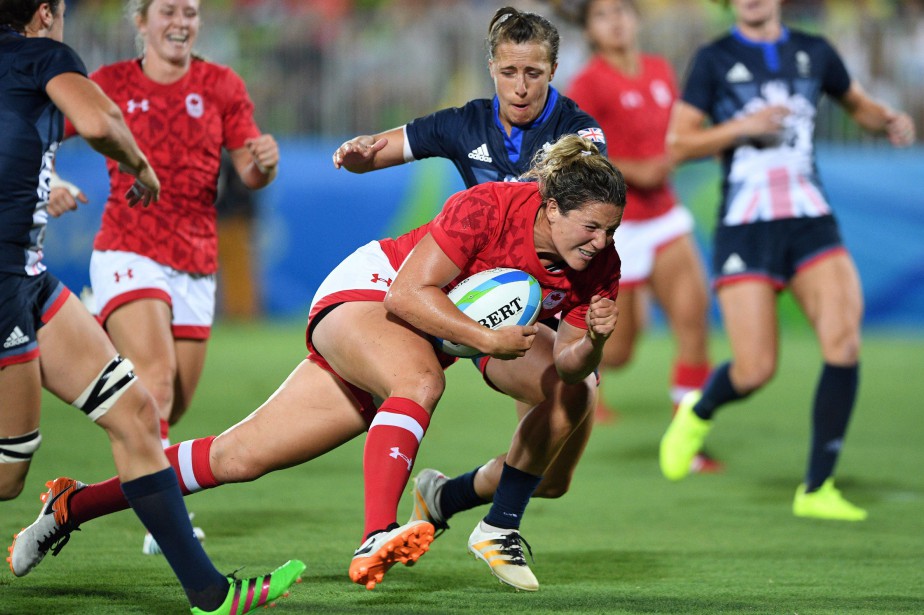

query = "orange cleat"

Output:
[[349, 520, 434, 590]]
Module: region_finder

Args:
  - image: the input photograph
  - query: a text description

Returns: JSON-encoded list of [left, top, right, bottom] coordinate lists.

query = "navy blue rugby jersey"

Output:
[[405, 87, 607, 188], [681, 27, 851, 226], [0, 27, 86, 275]]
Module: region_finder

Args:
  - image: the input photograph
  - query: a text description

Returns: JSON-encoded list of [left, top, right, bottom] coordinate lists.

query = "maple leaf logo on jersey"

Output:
[[577, 128, 605, 143]]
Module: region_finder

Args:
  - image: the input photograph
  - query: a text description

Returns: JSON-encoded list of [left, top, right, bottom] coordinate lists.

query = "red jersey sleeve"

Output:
[[428, 186, 500, 269], [218, 67, 260, 150]]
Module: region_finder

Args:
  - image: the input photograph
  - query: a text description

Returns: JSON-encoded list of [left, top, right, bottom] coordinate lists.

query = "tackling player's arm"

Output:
[[552, 295, 618, 384], [46, 72, 159, 205], [331, 126, 408, 173], [385, 234, 536, 359]]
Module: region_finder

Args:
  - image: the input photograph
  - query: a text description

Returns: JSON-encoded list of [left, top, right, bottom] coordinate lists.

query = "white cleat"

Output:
[[467, 520, 538, 592], [7, 477, 84, 577]]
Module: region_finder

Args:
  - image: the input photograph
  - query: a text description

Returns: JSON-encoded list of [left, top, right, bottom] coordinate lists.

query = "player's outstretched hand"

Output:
[[332, 136, 388, 169]]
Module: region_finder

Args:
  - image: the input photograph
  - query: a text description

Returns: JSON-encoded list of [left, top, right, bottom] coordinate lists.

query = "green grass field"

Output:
[[2, 320, 922, 614]]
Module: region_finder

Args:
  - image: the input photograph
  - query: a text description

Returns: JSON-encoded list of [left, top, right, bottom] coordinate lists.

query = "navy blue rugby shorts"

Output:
[[0, 271, 69, 366], [712, 215, 845, 291]]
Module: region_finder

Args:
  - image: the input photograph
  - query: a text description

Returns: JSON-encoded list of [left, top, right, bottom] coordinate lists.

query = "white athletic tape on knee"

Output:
[[0, 429, 41, 463], [72, 356, 138, 422]]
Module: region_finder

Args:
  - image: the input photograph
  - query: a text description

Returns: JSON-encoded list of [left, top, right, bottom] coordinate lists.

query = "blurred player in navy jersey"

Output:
[[48, 0, 278, 551], [567, 0, 719, 474], [332, 4, 617, 552], [14, 135, 626, 592], [659, 0, 915, 520], [0, 1, 303, 612]]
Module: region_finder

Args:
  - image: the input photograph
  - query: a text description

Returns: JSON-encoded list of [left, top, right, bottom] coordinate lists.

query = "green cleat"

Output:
[[659, 391, 712, 481], [191, 559, 306, 615], [793, 479, 868, 521]]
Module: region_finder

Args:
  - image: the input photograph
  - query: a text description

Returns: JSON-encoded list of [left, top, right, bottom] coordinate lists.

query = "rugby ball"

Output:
[[438, 268, 542, 358]]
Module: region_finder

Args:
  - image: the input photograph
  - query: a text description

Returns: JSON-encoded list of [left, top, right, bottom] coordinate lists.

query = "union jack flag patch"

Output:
[[577, 127, 606, 143]]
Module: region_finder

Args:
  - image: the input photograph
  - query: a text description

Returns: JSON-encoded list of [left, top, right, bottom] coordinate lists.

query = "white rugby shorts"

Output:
[[90, 250, 216, 340], [308, 240, 395, 323], [614, 205, 695, 287]]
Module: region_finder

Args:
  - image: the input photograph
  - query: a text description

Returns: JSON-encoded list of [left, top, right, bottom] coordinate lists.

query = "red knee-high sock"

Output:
[[68, 436, 220, 525], [671, 362, 711, 411], [362, 397, 431, 540]]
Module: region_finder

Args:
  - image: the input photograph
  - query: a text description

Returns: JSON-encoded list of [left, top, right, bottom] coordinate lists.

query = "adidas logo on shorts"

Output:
[[722, 253, 747, 275], [467, 144, 492, 163], [3, 326, 30, 349]]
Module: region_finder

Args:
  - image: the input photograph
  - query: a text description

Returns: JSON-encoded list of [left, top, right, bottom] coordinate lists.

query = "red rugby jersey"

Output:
[[380, 182, 621, 329], [74, 58, 260, 274], [568, 54, 678, 222]]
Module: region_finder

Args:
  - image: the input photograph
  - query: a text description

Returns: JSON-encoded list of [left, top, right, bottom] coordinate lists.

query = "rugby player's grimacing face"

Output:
[[489, 42, 557, 134], [546, 200, 622, 272], [137, 0, 200, 68]]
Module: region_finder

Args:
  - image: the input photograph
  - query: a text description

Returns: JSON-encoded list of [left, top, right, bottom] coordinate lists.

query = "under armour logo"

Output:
[[113, 269, 134, 283], [389, 447, 413, 471], [371, 273, 393, 287], [127, 99, 149, 113]]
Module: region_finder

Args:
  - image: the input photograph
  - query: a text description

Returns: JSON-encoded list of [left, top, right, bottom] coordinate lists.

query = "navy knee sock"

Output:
[[439, 466, 489, 520], [483, 463, 542, 530], [805, 363, 859, 492], [694, 362, 749, 420], [121, 468, 227, 610]]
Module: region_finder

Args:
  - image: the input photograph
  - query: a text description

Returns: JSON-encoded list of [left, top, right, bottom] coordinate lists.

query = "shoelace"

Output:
[[42, 525, 79, 558], [499, 531, 533, 566]]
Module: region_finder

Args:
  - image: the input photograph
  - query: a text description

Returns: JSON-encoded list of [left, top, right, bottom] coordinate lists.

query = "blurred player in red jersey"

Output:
[[49, 0, 278, 554], [54, 0, 277, 437], [17, 135, 626, 593], [566, 0, 721, 472]]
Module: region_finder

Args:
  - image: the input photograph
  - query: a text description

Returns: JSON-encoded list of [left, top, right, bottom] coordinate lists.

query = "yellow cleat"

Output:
[[793, 479, 868, 521], [659, 391, 712, 481]]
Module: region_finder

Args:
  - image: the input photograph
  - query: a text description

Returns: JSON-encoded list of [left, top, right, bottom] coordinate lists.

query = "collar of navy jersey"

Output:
[[492, 87, 559, 164], [731, 26, 790, 73]]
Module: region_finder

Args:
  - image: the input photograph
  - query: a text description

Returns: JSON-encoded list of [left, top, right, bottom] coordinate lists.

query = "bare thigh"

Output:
[[105, 299, 176, 418], [311, 302, 446, 412], [211, 359, 369, 483]]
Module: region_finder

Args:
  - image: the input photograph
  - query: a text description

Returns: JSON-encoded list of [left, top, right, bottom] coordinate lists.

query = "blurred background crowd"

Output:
[[62, 0, 924, 142], [47, 0, 923, 324]]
